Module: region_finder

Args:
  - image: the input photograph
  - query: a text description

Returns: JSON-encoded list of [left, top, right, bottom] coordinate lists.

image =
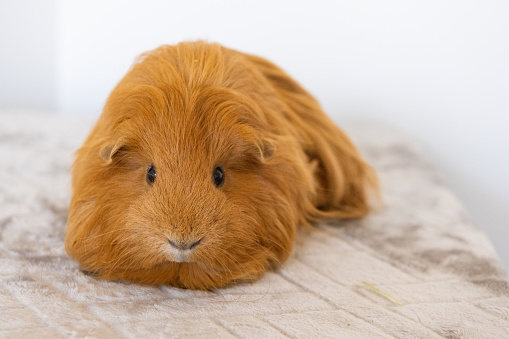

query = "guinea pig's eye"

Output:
[[212, 166, 224, 188], [146, 164, 157, 185]]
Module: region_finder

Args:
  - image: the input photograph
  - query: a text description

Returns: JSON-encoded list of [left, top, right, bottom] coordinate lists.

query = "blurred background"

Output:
[[1, 0, 508, 269]]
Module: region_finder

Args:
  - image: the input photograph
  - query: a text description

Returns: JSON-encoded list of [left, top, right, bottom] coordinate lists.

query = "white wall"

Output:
[[0, 0, 57, 111], [1, 0, 508, 269]]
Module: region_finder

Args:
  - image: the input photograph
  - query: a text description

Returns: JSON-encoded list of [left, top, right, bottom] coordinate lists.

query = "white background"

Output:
[[1, 0, 508, 269]]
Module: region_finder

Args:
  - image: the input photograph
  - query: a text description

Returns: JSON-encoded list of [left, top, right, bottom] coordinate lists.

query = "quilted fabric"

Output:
[[1, 113, 508, 338]]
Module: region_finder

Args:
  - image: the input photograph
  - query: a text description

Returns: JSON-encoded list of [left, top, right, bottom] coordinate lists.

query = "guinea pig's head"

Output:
[[66, 42, 376, 290]]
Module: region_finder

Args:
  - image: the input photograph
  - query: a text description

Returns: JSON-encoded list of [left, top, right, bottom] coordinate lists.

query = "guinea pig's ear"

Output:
[[254, 137, 276, 162], [99, 136, 128, 164]]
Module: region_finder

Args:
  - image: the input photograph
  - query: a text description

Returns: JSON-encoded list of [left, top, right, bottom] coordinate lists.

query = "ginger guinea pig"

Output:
[[65, 41, 377, 290]]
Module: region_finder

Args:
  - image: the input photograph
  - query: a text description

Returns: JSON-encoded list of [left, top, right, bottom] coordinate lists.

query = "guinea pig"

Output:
[[65, 41, 377, 290]]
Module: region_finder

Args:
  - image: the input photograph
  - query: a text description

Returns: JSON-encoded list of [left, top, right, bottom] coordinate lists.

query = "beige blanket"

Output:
[[1, 113, 508, 338]]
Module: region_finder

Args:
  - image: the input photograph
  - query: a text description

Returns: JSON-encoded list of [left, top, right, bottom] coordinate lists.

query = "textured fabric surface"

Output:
[[1, 113, 508, 338]]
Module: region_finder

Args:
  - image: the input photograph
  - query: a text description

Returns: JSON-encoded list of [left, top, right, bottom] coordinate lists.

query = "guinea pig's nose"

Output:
[[167, 238, 201, 251]]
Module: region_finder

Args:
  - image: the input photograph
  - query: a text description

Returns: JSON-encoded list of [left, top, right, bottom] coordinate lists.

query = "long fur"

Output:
[[65, 41, 378, 290]]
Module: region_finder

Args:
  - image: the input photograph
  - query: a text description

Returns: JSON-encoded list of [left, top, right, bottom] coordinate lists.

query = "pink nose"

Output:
[[167, 238, 201, 251]]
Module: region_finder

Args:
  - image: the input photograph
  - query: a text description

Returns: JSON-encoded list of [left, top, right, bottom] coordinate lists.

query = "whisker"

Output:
[[39, 243, 67, 283]]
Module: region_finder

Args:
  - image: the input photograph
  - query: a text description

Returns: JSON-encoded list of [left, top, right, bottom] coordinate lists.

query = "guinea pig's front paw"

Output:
[[81, 269, 99, 277]]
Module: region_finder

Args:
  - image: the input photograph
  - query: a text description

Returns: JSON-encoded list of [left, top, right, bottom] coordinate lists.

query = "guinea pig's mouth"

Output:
[[170, 252, 194, 263], [167, 247, 197, 263]]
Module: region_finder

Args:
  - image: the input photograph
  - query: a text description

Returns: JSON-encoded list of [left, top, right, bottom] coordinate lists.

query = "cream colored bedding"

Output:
[[1, 113, 507, 338]]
